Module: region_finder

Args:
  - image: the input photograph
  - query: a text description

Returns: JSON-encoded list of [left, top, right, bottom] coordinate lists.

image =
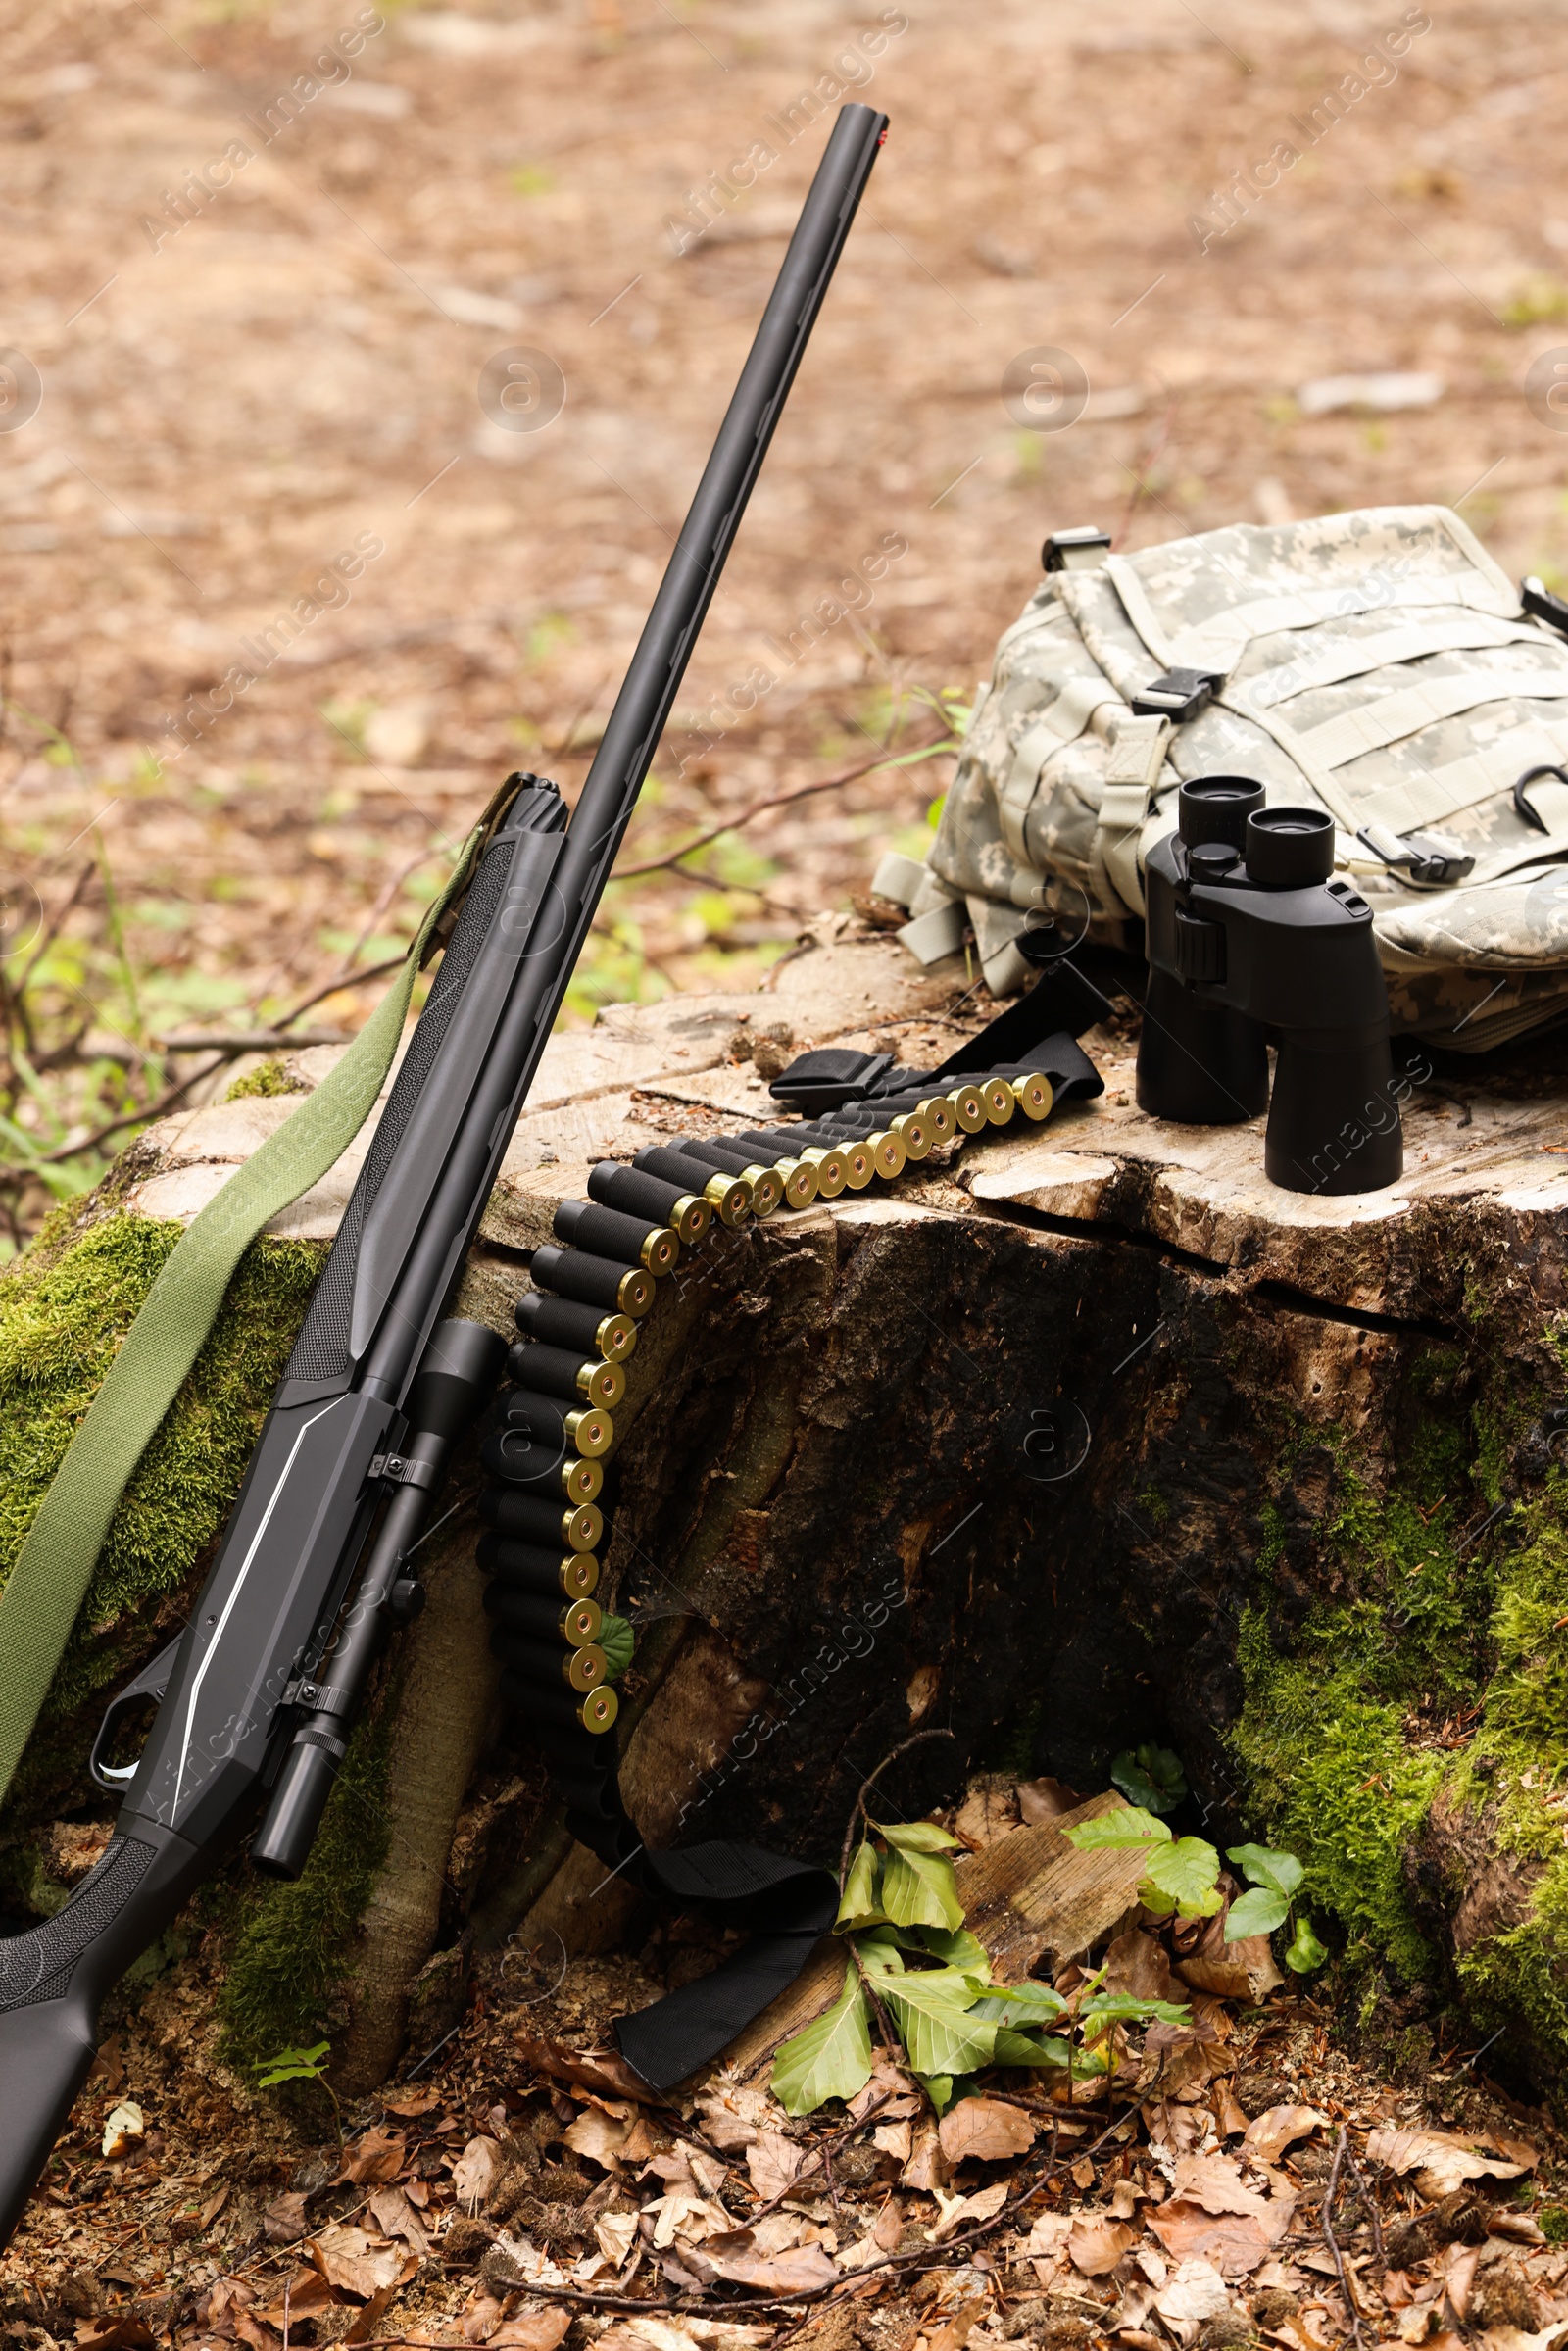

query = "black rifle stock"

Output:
[[0, 100, 888, 2239]]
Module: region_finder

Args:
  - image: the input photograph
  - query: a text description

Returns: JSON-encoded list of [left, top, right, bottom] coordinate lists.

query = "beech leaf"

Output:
[[879, 1841, 964, 1932], [969, 1983, 1069, 2027], [599, 1615, 635, 1680], [836, 1842, 885, 1931], [1111, 1744, 1188, 1815], [1224, 1886, 1290, 1942], [873, 1818, 962, 1854], [1063, 1805, 1173, 1850], [771, 1958, 873, 2115], [1139, 1836, 1222, 1918], [1226, 1843, 1304, 1899], [991, 2029, 1073, 2067], [878, 1971, 998, 2078]]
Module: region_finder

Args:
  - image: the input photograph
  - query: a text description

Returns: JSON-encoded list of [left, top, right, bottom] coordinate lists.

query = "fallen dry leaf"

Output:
[[257, 2269, 338, 2325], [382, 2087, 443, 2117], [598, 2323, 771, 2351], [1170, 2154, 1272, 2219], [485, 2315, 571, 2351], [874, 2197, 903, 2252], [1026, 2213, 1072, 2258], [514, 2032, 653, 2103], [933, 2180, 1009, 2241], [902, 2119, 951, 2194], [74, 2325, 155, 2351], [927, 2297, 988, 2351], [1016, 1776, 1081, 1822], [1177, 1926, 1285, 2002], [1154, 2257, 1234, 2345], [744, 2129, 802, 2202], [1068, 2215, 1136, 2275], [464, 2295, 507, 2344], [368, 2184, 430, 2256], [1102, 1929, 1176, 2005], [938, 2096, 1037, 2166], [345, 2283, 402, 2347], [874, 2119, 912, 2163], [1481, 2130, 1540, 2172], [1211, 2082, 1250, 2138], [1148, 2197, 1292, 2278], [338, 2127, 406, 2185], [307, 2224, 417, 2301], [1368, 2128, 1529, 2200], [595, 2210, 638, 2266], [263, 2191, 310, 2246], [565, 2109, 633, 2169], [955, 1785, 1020, 1849], [1242, 2105, 1327, 2165], [1489, 2214, 1548, 2245], [453, 2137, 504, 2215], [704, 2241, 840, 2292], [850, 2062, 921, 2122], [1109, 2179, 1142, 2220], [1475, 2325, 1568, 2351]]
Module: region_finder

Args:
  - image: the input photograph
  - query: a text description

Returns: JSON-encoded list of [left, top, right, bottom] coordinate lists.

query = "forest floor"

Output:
[[4, 0, 1568, 1238], [3, 1770, 1566, 2351]]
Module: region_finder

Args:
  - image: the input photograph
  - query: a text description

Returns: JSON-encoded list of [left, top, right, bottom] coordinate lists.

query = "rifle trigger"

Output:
[[368, 1451, 437, 1490]]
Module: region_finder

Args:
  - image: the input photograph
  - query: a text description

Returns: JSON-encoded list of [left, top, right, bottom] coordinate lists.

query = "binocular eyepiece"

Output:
[[1136, 776, 1402, 1197]]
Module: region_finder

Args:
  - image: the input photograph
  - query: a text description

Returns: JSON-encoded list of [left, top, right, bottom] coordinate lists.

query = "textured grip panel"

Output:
[[284, 837, 514, 1388], [0, 1837, 155, 2011]]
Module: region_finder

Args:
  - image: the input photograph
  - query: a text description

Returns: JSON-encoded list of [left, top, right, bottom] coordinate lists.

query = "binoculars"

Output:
[[1136, 777, 1402, 1196]]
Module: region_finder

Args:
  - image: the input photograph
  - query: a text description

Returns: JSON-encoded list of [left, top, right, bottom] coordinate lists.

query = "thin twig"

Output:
[[613, 737, 950, 882], [838, 1728, 957, 1891], [1322, 2125, 1368, 2351]]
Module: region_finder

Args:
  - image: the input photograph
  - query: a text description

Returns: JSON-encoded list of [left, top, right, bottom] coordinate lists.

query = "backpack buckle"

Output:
[[1042, 526, 1111, 573], [1356, 821, 1475, 888], [1522, 575, 1568, 635], [1129, 666, 1226, 721]]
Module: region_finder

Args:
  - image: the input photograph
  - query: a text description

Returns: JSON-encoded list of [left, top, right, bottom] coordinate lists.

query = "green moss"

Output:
[[0, 1211, 323, 1821], [224, 1058, 305, 1101], [1135, 1488, 1169, 1526], [218, 1690, 396, 2074], [1232, 1609, 1443, 1982]]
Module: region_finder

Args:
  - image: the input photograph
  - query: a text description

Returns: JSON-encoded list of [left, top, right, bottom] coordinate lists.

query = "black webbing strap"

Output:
[[541, 1725, 837, 2089]]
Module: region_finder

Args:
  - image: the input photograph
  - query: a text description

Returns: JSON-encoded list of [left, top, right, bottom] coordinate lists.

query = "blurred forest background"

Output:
[[1, 0, 1564, 1247]]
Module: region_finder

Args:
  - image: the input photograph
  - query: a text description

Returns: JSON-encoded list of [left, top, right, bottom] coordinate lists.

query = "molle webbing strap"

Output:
[[0, 821, 492, 1806], [478, 1027, 1104, 2088]]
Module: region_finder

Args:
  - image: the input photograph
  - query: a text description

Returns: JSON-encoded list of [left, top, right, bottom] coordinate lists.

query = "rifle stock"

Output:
[[0, 101, 888, 2242]]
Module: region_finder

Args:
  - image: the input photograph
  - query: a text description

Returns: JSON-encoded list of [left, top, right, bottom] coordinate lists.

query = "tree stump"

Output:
[[4, 927, 1568, 2116]]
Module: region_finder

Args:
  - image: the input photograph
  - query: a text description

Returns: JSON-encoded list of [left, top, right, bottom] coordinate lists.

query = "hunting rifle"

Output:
[[0, 102, 891, 2240]]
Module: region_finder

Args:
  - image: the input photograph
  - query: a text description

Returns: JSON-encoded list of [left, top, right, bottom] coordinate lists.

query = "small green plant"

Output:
[[257, 2039, 343, 2146], [599, 1614, 635, 1680], [1225, 1843, 1328, 1972], [772, 1807, 1191, 2116], [1111, 1743, 1187, 1814]]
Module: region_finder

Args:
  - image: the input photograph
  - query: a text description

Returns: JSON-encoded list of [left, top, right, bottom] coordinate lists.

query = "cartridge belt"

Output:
[[473, 1012, 1103, 2088]]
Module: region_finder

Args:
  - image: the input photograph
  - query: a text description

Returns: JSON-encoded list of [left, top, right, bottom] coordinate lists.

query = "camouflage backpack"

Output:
[[876, 505, 1568, 1053]]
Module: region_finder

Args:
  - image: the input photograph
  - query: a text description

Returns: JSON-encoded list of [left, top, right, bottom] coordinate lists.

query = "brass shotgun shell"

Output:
[[867, 1130, 906, 1180], [946, 1084, 987, 1132], [800, 1145, 850, 1197], [578, 1686, 618, 1733], [776, 1157, 819, 1207], [617, 1268, 654, 1314], [916, 1095, 956, 1141], [641, 1227, 680, 1275], [704, 1173, 753, 1228], [741, 1164, 785, 1217], [1011, 1071, 1054, 1120], [563, 1553, 599, 1597], [565, 1643, 609, 1692], [670, 1194, 711, 1246], [562, 1597, 604, 1646], [838, 1140, 875, 1190], [981, 1077, 1014, 1125], [597, 1313, 638, 1360], [563, 1456, 603, 1505], [564, 1406, 613, 1458], [891, 1111, 933, 1160], [565, 1505, 603, 1552], [577, 1359, 625, 1408]]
